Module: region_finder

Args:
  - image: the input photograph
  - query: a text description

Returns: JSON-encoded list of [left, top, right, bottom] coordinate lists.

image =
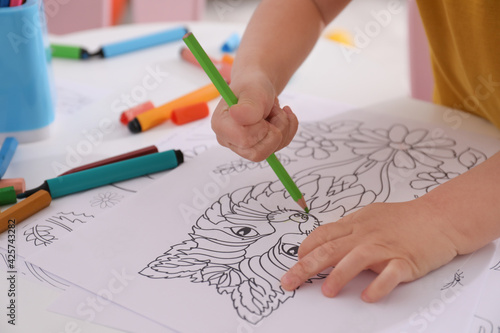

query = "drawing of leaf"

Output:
[[458, 148, 487, 169], [24, 226, 56, 246]]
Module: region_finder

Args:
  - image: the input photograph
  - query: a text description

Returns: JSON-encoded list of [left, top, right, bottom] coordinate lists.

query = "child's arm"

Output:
[[212, 0, 351, 161], [281, 151, 500, 302]]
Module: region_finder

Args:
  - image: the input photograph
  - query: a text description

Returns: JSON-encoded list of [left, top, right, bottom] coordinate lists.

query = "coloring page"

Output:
[[27, 110, 500, 332]]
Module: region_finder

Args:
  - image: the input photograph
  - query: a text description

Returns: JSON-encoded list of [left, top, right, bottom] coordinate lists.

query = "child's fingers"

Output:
[[298, 220, 354, 259], [224, 123, 283, 162], [281, 236, 355, 291], [212, 111, 273, 154], [320, 244, 390, 298], [361, 259, 413, 303], [269, 105, 299, 151], [280, 106, 299, 150]]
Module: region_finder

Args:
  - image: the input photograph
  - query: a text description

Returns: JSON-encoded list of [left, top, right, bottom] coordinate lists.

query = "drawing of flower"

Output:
[[214, 153, 295, 175], [303, 120, 361, 135], [346, 125, 456, 169], [410, 171, 459, 192], [288, 132, 338, 160], [214, 159, 262, 175], [90, 192, 124, 209]]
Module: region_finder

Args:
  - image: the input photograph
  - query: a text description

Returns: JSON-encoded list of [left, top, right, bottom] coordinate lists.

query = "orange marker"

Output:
[[221, 54, 234, 65], [0, 178, 26, 195], [171, 102, 209, 125], [120, 101, 155, 125], [128, 83, 220, 133], [0, 190, 52, 233]]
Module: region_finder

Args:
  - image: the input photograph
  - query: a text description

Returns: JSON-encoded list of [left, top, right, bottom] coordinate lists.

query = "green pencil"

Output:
[[183, 32, 308, 212]]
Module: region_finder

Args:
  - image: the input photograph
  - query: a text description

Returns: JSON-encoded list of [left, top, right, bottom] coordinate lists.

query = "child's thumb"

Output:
[[228, 87, 275, 126]]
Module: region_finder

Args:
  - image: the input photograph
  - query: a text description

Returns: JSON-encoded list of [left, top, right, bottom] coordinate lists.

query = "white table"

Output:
[[3, 21, 497, 333]]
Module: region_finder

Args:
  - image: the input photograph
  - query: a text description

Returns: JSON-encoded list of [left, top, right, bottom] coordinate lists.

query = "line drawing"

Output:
[[441, 269, 464, 290], [23, 261, 70, 290], [109, 183, 138, 193], [90, 192, 124, 209], [287, 131, 339, 159], [0, 252, 70, 290], [183, 145, 210, 160], [490, 260, 500, 271], [214, 153, 295, 175], [139, 119, 488, 324], [24, 212, 94, 247], [470, 315, 494, 333]]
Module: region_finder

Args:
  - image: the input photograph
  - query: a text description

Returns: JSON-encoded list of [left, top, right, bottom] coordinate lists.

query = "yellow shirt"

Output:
[[417, 0, 500, 128]]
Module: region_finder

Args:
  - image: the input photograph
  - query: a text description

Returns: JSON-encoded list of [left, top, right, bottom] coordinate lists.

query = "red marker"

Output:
[[9, 0, 22, 6], [58, 145, 159, 176]]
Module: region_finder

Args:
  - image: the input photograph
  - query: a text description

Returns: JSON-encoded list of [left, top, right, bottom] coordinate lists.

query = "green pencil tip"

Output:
[[304, 207, 309, 213]]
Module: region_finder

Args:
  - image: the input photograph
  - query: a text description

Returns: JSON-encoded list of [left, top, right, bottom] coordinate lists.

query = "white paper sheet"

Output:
[[46, 284, 172, 333], [27, 109, 500, 332], [469, 240, 500, 333]]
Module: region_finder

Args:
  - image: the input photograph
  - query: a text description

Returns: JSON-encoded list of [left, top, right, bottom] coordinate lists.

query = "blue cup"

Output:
[[0, 0, 55, 143]]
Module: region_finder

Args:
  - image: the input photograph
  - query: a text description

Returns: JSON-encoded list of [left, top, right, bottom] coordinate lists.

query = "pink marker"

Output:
[[120, 101, 155, 125], [10, 0, 22, 7]]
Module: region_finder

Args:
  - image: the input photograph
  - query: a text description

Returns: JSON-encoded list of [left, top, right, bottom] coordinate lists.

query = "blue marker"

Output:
[[101, 26, 188, 57], [52, 26, 188, 60], [0, 0, 10, 7], [221, 33, 241, 53], [0, 137, 18, 179]]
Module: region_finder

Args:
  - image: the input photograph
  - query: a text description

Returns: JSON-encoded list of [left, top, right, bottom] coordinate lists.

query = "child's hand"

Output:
[[280, 199, 460, 302], [211, 71, 298, 162]]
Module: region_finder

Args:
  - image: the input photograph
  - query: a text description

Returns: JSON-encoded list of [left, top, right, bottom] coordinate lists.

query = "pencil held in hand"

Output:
[[182, 32, 308, 212]]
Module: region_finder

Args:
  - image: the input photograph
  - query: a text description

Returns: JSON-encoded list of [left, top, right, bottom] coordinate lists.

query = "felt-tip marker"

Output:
[[58, 145, 159, 176], [128, 83, 220, 133], [0, 190, 52, 234], [51, 26, 187, 59], [19, 150, 184, 199]]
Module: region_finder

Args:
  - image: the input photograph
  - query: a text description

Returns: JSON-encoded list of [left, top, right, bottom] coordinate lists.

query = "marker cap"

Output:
[[221, 33, 241, 53], [120, 101, 155, 125], [51, 44, 83, 59], [171, 102, 209, 125], [0, 186, 17, 206], [0, 178, 26, 195]]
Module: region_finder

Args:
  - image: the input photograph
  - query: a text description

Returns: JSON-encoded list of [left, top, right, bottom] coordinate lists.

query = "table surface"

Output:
[[2, 21, 499, 333]]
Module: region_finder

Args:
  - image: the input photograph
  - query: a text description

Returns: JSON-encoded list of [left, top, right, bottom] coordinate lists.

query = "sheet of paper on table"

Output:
[[0, 92, 355, 332], [27, 107, 500, 333], [469, 239, 500, 332]]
